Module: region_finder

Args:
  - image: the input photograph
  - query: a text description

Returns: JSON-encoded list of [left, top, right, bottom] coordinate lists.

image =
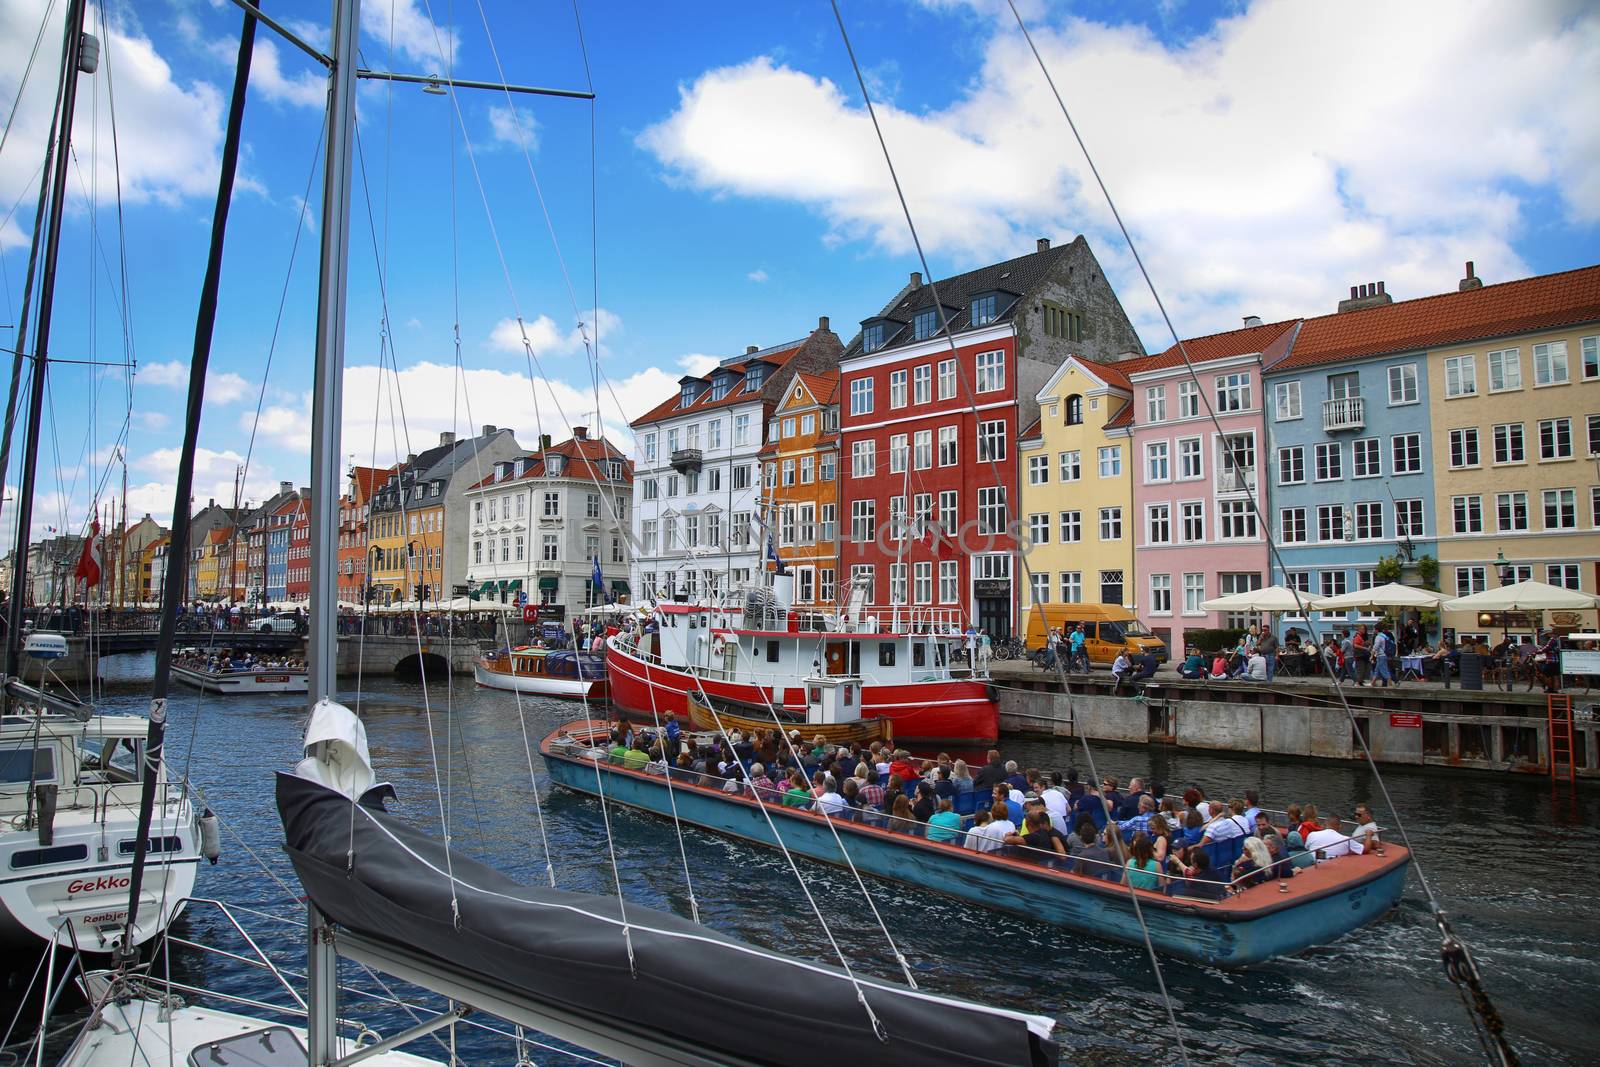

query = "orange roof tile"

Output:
[[1274, 264, 1600, 371], [1105, 398, 1136, 429], [467, 433, 631, 490], [791, 370, 840, 405], [630, 345, 804, 427], [1134, 319, 1300, 373]]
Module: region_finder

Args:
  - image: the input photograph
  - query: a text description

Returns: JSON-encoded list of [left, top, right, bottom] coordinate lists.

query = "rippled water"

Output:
[[9, 658, 1598, 1065]]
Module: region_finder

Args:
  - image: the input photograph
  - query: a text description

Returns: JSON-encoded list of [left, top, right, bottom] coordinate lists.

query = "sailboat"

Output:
[[56, 2, 1058, 1064], [0, 0, 204, 958]]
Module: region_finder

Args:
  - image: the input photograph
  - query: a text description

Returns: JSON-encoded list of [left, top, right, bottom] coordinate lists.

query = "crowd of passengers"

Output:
[[175, 648, 304, 673], [598, 721, 1383, 900]]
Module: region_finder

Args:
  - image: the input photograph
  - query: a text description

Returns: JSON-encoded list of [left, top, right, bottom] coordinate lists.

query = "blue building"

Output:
[[266, 507, 291, 604], [1263, 296, 1438, 638]]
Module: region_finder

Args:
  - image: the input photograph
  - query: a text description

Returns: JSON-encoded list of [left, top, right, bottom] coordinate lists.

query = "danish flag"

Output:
[[75, 515, 102, 588]]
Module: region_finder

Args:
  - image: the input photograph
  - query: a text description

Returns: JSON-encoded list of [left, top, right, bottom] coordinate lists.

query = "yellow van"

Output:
[[1024, 604, 1168, 665]]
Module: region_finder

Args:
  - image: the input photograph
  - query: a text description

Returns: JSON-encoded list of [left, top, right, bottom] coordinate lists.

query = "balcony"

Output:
[[1322, 396, 1365, 432], [1217, 467, 1256, 494], [670, 447, 703, 474]]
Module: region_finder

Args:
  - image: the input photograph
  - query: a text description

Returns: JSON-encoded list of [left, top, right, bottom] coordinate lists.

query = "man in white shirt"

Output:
[[1199, 798, 1251, 848], [1347, 804, 1381, 854], [1246, 652, 1267, 680], [971, 802, 1016, 853], [814, 777, 847, 818], [1303, 822, 1354, 858], [1041, 780, 1071, 834]]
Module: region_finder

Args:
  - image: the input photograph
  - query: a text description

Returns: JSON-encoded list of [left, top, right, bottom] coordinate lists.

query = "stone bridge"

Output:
[[37, 633, 487, 684]]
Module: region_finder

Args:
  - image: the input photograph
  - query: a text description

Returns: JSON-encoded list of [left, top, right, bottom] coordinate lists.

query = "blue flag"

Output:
[[592, 556, 607, 602], [766, 527, 787, 576]]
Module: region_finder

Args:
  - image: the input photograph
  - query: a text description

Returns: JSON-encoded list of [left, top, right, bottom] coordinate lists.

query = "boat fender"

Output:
[[34, 784, 57, 846], [199, 809, 221, 865]]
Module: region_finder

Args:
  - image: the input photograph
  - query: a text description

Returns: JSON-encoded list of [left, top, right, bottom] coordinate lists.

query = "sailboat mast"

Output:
[[4, 0, 90, 681], [305, 0, 361, 1060]]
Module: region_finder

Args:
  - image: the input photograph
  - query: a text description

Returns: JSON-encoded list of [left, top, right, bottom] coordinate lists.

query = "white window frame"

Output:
[[1273, 380, 1301, 421]]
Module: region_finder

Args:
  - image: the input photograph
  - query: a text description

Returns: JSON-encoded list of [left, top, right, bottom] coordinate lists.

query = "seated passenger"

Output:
[[1348, 804, 1381, 853], [1209, 654, 1229, 680], [1246, 652, 1268, 681], [747, 763, 780, 803], [781, 772, 813, 809], [1124, 831, 1162, 890], [815, 776, 847, 818], [1284, 830, 1316, 869], [1004, 810, 1069, 866], [949, 759, 975, 794], [1303, 817, 1354, 858], [889, 794, 919, 835], [926, 798, 963, 843], [1169, 851, 1228, 900], [964, 808, 994, 851], [1231, 836, 1272, 888], [969, 802, 1015, 853]]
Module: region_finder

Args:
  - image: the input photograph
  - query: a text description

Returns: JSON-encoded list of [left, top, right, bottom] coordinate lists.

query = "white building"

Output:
[[462, 427, 633, 612], [629, 320, 842, 602]]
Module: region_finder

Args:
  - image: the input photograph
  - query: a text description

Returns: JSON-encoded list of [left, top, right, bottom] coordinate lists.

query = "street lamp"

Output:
[[1494, 548, 1514, 587]]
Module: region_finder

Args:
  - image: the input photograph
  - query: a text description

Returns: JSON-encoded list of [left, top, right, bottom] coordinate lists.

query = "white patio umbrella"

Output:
[[1312, 582, 1451, 611], [1442, 579, 1600, 613], [1198, 584, 1319, 613]]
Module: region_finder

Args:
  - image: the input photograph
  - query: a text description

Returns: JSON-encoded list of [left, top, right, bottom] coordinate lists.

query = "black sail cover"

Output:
[[277, 773, 1056, 1066]]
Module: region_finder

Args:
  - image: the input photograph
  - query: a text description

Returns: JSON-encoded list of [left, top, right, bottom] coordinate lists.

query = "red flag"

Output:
[[75, 518, 102, 588]]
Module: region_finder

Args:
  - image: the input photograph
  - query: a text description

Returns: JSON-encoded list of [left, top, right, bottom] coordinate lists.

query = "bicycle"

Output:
[[994, 635, 1027, 661], [1030, 648, 1056, 672]]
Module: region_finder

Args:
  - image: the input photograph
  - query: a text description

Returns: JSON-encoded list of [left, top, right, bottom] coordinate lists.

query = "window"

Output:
[[473, 540, 483, 564], [1317, 504, 1343, 542], [543, 491, 561, 517], [922, 424, 952, 468], [1548, 563, 1582, 590], [1098, 507, 1122, 541], [975, 350, 1005, 393], [938, 560, 958, 603], [1177, 437, 1202, 479], [912, 429, 932, 470], [1280, 507, 1307, 543], [1319, 570, 1349, 605], [938, 491, 957, 534], [585, 493, 602, 519], [1215, 372, 1251, 412], [1028, 454, 1050, 485], [1394, 499, 1424, 538], [542, 534, 559, 561], [851, 440, 876, 478], [911, 493, 931, 536], [1455, 566, 1487, 597], [1145, 441, 1170, 482], [1219, 499, 1257, 539], [762, 465, 775, 491], [1097, 446, 1121, 478], [978, 487, 1007, 534], [1489, 423, 1524, 465], [888, 496, 906, 539], [1352, 437, 1380, 478], [1349, 501, 1381, 540], [1177, 380, 1198, 418], [1449, 428, 1480, 468], [1059, 572, 1082, 604], [819, 503, 836, 542], [820, 453, 836, 482], [913, 364, 931, 404], [889, 369, 908, 408], [1388, 363, 1418, 405], [977, 420, 1007, 462], [937, 359, 956, 400], [1059, 510, 1081, 542], [1314, 442, 1342, 481], [1147, 386, 1167, 423], [1146, 504, 1171, 544], [889, 434, 908, 474], [862, 323, 886, 353], [914, 561, 934, 604], [1582, 336, 1599, 380], [1589, 413, 1600, 456], [969, 293, 999, 326], [851, 500, 875, 542], [1544, 488, 1577, 529], [1099, 569, 1124, 605], [1533, 340, 1569, 386], [1594, 487, 1600, 527], [707, 419, 723, 449], [1183, 573, 1205, 615], [889, 563, 907, 605], [912, 308, 939, 341], [1042, 302, 1082, 341], [1028, 513, 1051, 545], [1487, 348, 1520, 392], [1181, 501, 1204, 542], [798, 504, 816, 543], [849, 377, 874, 415], [800, 455, 814, 484], [1065, 395, 1083, 425], [1496, 491, 1528, 532], [1283, 571, 1312, 617], [1452, 495, 1483, 534], [1059, 450, 1081, 481], [1444, 355, 1476, 397], [779, 459, 794, 486], [1538, 418, 1572, 460], [1274, 381, 1301, 421], [1146, 573, 1172, 615], [1278, 446, 1305, 485]]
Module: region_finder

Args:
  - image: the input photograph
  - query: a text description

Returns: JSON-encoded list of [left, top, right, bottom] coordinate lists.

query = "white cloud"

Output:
[[0, 1, 224, 248], [638, 0, 1600, 336], [488, 307, 621, 358], [250, 37, 325, 109], [139, 361, 189, 387], [746, 269, 769, 283], [137, 361, 254, 405], [359, 0, 457, 67], [487, 104, 539, 151], [676, 354, 720, 376]]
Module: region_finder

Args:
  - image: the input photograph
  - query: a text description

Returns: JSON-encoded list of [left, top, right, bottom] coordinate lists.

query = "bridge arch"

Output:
[[393, 651, 451, 682]]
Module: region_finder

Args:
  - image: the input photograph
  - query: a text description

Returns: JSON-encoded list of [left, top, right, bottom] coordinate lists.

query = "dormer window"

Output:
[[743, 367, 765, 392], [912, 308, 940, 341], [710, 376, 730, 401], [971, 294, 998, 326], [680, 383, 697, 408], [862, 322, 887, 353], [548, 454, 566, 477], [608, 459, 623, 480]]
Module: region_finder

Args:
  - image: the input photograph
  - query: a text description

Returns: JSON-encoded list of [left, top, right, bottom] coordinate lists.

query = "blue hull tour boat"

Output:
[[542, 721, 1410, 968]]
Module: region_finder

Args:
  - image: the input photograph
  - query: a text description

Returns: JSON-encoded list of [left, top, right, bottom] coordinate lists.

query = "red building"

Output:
[[337, 466, 390, 605], [837, 237, 1143, 637], [286, 493, 311, 603]]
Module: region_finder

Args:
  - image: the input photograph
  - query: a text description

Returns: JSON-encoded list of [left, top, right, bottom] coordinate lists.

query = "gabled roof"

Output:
[[1105, 399, 1136, 429], [842, 243, 1076, 359], [789, 370, 840, 407], [1134, 319, 1300, 374], [1273, 264, 1600, 372], [1034, 352, 1144, 401], [466, 433, 631, 490], [631, 342, 805, 427], [349, 465, 393, 503]]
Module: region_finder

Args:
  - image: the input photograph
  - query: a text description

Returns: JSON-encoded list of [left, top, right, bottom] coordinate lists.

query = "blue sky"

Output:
[[1, 0, 1596, 540]]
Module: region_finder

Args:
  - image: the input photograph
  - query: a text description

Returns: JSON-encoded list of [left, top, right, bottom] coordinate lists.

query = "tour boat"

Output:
[[606, 575, 999, 746], [171, 661, 309, 695], [685, 689, 893, 747], [542, 720, 1411, 969], [0, 710, 205, 954], [474, 646, 608, 698]]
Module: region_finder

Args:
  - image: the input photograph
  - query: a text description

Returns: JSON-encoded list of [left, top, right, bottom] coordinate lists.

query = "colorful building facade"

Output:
[[760, 370, 840, 608]]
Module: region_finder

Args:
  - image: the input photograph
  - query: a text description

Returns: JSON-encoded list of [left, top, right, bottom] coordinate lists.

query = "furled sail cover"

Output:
[[277, 773, 1056, 1065]]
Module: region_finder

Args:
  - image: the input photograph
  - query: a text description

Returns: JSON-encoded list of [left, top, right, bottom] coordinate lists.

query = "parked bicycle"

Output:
[[993, 635, 1027, 661]]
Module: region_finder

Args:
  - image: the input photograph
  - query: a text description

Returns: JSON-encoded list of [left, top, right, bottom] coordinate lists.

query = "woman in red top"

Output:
[[1296, 802, 1323, 840]]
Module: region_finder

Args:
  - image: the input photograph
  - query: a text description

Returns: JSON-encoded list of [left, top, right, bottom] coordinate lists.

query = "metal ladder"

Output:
[[1547, 693, 1575, 783]]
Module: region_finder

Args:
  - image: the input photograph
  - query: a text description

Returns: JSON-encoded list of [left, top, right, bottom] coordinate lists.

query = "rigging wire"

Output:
[[825, 4, 1191, 1062], [1000, 4, 1518, 1063]]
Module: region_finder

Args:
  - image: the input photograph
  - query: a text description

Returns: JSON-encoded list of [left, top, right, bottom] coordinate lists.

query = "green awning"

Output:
[[538, 576, 559, 590], [506, 579, 523, 592], [476, 581, 498, 598], [611, 580, 630, 593]]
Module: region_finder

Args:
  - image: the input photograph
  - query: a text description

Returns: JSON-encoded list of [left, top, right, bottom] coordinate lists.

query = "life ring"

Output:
[[712, 634, 727, 656]]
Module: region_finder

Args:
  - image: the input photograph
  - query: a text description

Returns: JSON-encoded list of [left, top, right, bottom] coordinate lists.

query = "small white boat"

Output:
[[474, 646, 608, 699], [0, 711, 202, 954], [171, 663, 309, 695]]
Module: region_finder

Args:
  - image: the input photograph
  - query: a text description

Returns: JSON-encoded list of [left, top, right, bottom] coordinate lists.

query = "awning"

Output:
[[506, 579, 523, 592], [538, 576, 559, 590], [611, 580, 630, 593], [476, 581, 499, 598]]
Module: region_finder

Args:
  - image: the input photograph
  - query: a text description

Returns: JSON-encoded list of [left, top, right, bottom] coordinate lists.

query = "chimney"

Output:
[[279, 480, 293, 495], [439, 430, 456, 446], [1242, 315, 1263, 328], [573, 425, 588, 440], [1337, 280, 1394, 313], [481, 424, 496, 437], [1036, 237, 1050, 253], [406, 453, 418, 466], [817, 315, 830, 332], [746, 345, 759, 355], [1459, 260, 1482, 292], [208, 498, 215, 508], [909, 271, 922, 289], [539, 433, 552, 451]]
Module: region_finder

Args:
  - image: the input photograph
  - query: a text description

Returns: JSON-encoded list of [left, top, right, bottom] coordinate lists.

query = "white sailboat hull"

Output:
[[172, 665, 308, 694], [474, 662, 604, 698]]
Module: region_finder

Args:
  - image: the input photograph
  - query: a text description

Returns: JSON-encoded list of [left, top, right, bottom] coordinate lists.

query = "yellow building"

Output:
[[1425, 271, 1600, 639], [194, 526, 232, 600], [140, 535, 167, 602], [760, 370, 840, 607], [1017, 356, 1136, 613]]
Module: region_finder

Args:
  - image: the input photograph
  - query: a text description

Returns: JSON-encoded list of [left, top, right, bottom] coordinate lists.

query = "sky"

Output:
[[0, 0, 1596, 545]]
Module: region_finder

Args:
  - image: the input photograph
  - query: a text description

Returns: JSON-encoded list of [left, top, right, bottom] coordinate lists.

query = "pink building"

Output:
[[1128, 320, 1297, 652]]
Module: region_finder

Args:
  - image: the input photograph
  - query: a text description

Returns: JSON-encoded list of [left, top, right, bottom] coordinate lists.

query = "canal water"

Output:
[[9, 660, 1598, 1065]]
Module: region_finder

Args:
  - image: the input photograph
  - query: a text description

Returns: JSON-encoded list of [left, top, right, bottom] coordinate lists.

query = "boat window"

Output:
[[105, 739, 143, 784], [766, 640, 780, 662], [186, 1026, 308, 1066], [119, 836, 184, 856], [843, 685, 855, 706], [878, 643, 896, 666], [10, 843, 88, 869], [0, 746, 55, 786], [912, 643, 927, 667], [934, 644, 948, 667]]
